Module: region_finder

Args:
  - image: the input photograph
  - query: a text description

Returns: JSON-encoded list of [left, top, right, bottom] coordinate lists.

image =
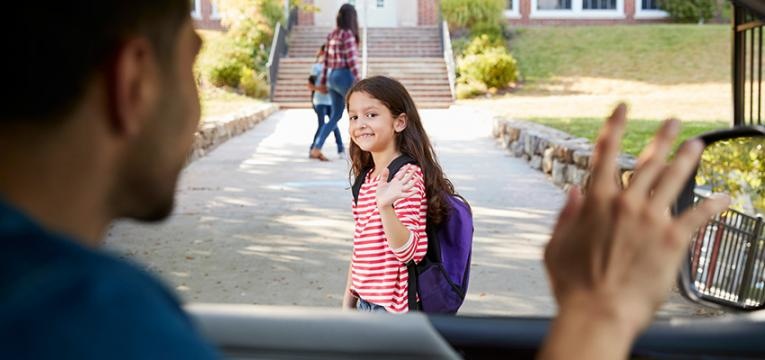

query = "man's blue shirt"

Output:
[[0, 199, 219, 359]]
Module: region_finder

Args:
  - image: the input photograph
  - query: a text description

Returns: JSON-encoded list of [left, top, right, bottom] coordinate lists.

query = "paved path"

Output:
[[106, 105, 705, 317]]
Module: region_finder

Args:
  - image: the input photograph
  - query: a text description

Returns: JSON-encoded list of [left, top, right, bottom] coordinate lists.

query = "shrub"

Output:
[[455, 80, 488, 99], [458, 47, 519, 89], [463, 34, 506, 56], [217, 0, 284, 71], [442, 0, 505, 32], [240, 68, 269, 98], [210, 61, 244, 88], [659, 0, 715, 23]]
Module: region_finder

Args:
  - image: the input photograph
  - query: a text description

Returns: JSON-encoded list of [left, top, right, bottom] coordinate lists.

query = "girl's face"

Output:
[[347, 91, 407, 154]]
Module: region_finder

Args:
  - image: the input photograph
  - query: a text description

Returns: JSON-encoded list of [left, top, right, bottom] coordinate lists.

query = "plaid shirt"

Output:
[[320, 28, 360, 86]]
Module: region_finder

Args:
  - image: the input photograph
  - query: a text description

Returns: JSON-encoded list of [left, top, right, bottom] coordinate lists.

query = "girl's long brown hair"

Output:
[[346, 76, 457, 226]]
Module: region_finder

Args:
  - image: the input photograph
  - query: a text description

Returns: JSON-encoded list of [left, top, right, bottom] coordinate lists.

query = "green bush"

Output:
[[210, 61, 244, 88], [458, 47, 519, 89], [442, 0, 505, 32], [240, 68, 269, 98], [455, 80, 488, 99], [463, 34, 505, 56], [659, 0, 715, 23]]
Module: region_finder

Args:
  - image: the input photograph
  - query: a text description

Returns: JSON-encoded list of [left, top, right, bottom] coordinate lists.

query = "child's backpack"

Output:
[[351, 154, 473, 314], [308, 74, 317, 100]]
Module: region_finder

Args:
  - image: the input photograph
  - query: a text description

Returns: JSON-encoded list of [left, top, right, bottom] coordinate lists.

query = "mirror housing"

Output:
[[675, 126, 765, 311]]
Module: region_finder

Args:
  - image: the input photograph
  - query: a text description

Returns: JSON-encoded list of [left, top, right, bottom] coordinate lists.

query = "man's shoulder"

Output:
[[0, 230, 218, 359]]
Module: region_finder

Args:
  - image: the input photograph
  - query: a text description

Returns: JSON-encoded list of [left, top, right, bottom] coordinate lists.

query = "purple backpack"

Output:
[[352, 155, 473, 314]]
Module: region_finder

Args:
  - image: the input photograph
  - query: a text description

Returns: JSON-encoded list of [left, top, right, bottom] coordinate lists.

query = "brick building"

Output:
[[505, 0, 669, 25], [192, 0, 224, 30], [297, 0, 667, 27], [298, 0, 439, 27], [192, 0, 668, 31]]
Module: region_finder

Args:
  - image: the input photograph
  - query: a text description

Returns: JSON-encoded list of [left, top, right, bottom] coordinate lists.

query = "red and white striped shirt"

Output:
[[351, 165, 428, 313], [320, 28, 360, 86]]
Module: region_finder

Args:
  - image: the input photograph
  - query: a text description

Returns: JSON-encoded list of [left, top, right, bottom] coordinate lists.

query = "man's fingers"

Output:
[[627, 119, 680, 197], [650, 139, 704, 210], [677, 194, 731, 237], [635, 119, 679, 168], [550, 186, 584, 244], [589, 104, 628, 198]]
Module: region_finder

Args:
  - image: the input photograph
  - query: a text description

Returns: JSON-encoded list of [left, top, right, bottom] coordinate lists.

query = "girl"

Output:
[[342, 76, 460, 313], [309, 4, 360, 162], [308, 44, 344, 158]]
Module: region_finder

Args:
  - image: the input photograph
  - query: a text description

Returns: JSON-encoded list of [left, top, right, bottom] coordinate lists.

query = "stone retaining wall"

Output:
[[188, 103, 279, 164], [492, 117, 637, 190]]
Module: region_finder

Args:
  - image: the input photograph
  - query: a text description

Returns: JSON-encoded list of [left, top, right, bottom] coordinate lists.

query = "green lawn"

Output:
[[200, 85, 263, 120], [508, 25, 730, 88], [527, 117, 728, 156]]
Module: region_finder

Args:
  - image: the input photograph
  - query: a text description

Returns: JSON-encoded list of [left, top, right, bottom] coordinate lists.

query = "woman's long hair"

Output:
[[346, 76, 458, 226], [336, 4, 359, 44]]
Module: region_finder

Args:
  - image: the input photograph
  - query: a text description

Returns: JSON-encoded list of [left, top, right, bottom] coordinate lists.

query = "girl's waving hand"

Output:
[[375, 164, 419, 209]]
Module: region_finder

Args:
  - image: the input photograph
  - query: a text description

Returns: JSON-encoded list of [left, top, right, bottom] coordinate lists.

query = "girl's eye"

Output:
[[349, 115, 357, 121], [366, 113, 377, 118]]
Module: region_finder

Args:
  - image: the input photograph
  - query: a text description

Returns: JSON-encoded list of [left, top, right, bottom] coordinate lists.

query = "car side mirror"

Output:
[[675, 127, 765, 311]]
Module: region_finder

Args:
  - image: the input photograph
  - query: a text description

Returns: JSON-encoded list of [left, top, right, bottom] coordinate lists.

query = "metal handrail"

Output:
[[288, 6, 298, 32], [441, 20, 456, 101], [362, 26, 368, 79], [266, 7, 297, 101]]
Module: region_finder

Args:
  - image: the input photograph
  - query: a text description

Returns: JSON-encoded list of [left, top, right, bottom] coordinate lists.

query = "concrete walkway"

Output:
[[106, 105, 705, 317]]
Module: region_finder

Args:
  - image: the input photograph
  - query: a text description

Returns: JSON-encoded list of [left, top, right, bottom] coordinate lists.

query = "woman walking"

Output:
[[309, 4, 360, 161]]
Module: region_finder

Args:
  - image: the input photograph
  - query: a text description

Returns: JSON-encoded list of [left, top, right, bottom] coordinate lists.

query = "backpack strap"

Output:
[[407, 259, 420, 311], [352, 154, 416, 205], [351, 167, 371, 205]]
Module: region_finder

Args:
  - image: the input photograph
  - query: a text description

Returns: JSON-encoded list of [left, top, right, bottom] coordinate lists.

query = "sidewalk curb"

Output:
[[188, 103, 279, 164]]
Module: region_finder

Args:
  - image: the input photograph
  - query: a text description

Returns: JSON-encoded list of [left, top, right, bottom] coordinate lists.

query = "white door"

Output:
[[364, 0, 397, 27], [338, 0, 398, 27]]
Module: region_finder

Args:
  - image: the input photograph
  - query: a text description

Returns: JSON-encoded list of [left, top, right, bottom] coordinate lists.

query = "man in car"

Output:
[[0, 1, 729, 359], [0, 1, 218, 358]]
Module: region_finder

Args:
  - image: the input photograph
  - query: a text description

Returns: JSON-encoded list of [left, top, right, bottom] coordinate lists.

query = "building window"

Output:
[[530, 0, 624, 18], [635, 0, 668, 18], [642, 0, 660, 10], [538, 0, 572, 10], [583, 0, 616, 10], [191, 0, 202, 19], [504, 0, 521, 18], [210, 1, 221, 20]]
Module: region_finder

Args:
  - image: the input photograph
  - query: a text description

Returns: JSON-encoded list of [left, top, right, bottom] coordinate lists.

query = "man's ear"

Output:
[[394, 113, 408, 133], [108, 38, 160, 137]]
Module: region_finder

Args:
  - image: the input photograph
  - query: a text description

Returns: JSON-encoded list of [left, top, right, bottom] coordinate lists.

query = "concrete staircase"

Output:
[[367, 26, 442, 57], [272, 26, 453, 109]]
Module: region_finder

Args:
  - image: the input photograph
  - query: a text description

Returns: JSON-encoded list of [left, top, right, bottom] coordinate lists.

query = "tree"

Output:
[[696, 138, 765, 215]]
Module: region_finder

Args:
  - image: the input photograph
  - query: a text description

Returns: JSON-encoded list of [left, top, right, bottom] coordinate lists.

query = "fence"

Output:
[[733, 0, 765, 126], [690, 193, 765, 307]]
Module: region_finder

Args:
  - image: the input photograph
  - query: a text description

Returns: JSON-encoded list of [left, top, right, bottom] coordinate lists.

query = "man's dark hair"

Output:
[[1, 1, 190, 124]]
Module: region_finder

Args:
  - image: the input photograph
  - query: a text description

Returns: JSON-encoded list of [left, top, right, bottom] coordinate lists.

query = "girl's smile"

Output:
[[348, 91, 405, 153]]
